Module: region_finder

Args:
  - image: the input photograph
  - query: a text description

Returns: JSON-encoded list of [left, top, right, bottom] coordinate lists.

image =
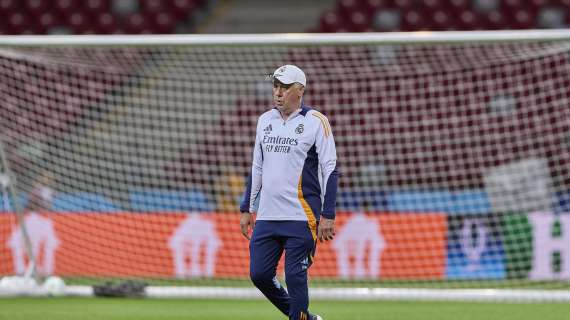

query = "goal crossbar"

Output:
[[1, 29, 570, 46]]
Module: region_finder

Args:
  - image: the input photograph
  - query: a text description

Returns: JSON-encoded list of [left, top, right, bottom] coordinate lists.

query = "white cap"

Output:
[[271, 64, 306, 87]]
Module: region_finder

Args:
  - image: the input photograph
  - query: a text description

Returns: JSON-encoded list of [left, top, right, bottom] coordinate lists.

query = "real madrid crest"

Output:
[[295, 124, 304, 134]]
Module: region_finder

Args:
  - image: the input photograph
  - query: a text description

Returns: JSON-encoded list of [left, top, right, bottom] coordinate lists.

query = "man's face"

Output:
[[273, 80, 304, 113]]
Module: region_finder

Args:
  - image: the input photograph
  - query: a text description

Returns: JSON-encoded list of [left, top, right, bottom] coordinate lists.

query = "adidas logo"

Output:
[[264, 124, 272, 133]]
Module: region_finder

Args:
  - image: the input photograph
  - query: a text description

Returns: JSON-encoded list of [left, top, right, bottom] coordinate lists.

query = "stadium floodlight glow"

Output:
[[1, 30, 570, 302]]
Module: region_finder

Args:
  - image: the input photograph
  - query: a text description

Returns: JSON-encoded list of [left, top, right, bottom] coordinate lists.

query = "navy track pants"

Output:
[[249, 220, 317, 320]]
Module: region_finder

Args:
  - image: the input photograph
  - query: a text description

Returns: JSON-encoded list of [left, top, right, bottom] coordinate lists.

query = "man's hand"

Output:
[[317, 217, 335, 243], [240, 212, 254, 240]]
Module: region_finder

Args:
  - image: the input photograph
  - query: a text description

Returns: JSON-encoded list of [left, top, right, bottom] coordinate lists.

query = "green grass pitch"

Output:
[[0, 298, 569, 320]]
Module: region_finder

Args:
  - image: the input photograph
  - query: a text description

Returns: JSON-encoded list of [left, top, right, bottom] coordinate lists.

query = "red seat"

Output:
[[25, 0, 50, 17], [168, 0, 197, 19], [449, 0, 470, 14], [0, 0, 18, 10], [363, 0, 393, 12], [152, 12, 177, 34], [423, 0, 445, 11], [393, 0, 414, 10], [483, 10, 508, 30], [502, 0, 541, 28], [509, 9, 536, 29], [67, 12, 93, 34], [502, 0, 525, 10], [348, 9, 373, 32], [55, 0, 80, 15], [336, 0, 364, 20], [7, 13, 32, 34], [141, 0, 163, 14], [319, 11, 344, 32], [431, 9, 457, 30], [84, 0, 109, 16], [401, 9, 426, 31], [95, 12, 119, 34], [37, 12, 59, 34], [455, 9, 483, 30], [124, 13, 153, 34]]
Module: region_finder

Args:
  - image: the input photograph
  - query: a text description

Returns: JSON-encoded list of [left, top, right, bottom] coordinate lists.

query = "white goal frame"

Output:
[[1, 29, 570, 302]]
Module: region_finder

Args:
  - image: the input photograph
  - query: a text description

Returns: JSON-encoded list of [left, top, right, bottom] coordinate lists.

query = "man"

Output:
[[240, 65, 339, 320]]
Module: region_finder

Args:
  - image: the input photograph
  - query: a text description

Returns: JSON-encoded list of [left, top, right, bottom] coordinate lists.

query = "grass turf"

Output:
[[66, 277, 570, 290], [0, 298, 569, 320]]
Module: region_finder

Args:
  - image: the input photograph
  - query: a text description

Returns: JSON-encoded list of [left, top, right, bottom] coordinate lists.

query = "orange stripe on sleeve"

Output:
[[312, 113, 330, 137]]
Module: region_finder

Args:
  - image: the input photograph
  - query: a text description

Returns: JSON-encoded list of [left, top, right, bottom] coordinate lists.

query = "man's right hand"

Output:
[[240, 212, 254, 240]]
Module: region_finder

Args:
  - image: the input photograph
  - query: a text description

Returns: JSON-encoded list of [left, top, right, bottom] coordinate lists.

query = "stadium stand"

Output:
[[314, 0, 570, 32], [2, 0, 570, 213], [0, 0, 209, 35], [0, 1, 568, 34]]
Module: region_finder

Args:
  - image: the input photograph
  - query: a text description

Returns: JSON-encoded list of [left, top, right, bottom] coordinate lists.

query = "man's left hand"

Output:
[[317, 217, 335, 242]]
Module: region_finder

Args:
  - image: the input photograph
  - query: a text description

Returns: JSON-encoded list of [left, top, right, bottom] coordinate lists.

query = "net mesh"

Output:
[[1, 39, 570, 295]]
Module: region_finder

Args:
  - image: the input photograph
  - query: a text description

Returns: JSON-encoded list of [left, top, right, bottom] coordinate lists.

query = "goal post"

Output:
[[1, 30, 570, 301]]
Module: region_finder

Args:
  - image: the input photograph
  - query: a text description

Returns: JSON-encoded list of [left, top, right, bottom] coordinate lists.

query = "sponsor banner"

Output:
[[0, 212, 246, 277], [322, 212, 447, 279], [502, 214, 533, 279], [503, 212, 570, 280], [446, 215, 505, 279], [0, 212, 447, 279]]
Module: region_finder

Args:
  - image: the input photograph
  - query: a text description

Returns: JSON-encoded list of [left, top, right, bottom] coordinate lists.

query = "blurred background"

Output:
[[1, 0, 570, 297], [0, 0, 568, 35], [2, 1, 569, 212]]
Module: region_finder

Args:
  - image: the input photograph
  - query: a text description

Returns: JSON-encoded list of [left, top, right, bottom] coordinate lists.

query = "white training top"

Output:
[[240, 105, 339, 223]]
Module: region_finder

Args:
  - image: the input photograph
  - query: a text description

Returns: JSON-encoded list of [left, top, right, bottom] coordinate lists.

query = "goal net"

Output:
[[1, 31, 570, 301]]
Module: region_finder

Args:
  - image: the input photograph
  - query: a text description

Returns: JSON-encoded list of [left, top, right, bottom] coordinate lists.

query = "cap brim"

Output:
[[273, 74, 296, 84], [267, 75, 294, 85]]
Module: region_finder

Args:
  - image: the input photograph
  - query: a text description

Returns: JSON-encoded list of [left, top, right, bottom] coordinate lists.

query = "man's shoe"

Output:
[[313, 315, 323, 320]]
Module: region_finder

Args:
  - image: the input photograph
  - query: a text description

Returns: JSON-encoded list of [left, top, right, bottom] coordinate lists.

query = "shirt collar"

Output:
[[272, 103, 310, 119]]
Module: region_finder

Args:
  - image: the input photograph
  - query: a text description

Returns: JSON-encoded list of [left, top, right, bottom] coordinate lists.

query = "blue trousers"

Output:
[[249, 220, 317, 320]]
